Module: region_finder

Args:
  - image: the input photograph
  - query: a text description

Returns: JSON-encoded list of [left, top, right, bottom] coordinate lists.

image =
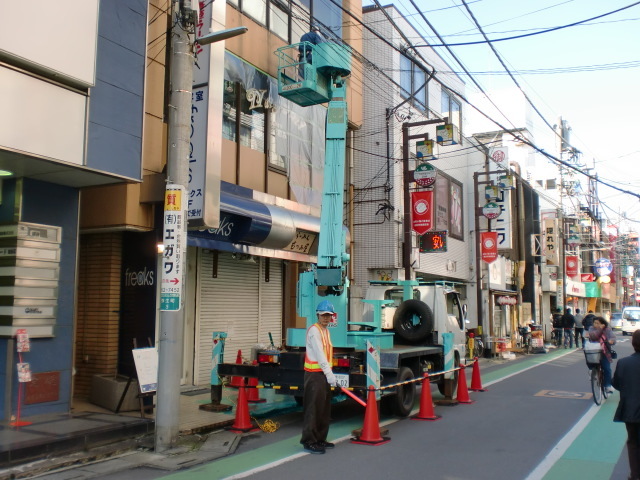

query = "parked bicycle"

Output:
[[584, 341, 610, 405], [467, 331, 484, 359]]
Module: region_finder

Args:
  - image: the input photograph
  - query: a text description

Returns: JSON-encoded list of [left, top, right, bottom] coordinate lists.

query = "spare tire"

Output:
[[393, 299, 434, 343]]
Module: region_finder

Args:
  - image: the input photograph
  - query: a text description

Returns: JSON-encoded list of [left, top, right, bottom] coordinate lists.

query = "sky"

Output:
[[361, 0, 640, 231]]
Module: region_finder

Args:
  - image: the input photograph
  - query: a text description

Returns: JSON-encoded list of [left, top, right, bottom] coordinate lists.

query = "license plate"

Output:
[[334, 373, 349, 388]]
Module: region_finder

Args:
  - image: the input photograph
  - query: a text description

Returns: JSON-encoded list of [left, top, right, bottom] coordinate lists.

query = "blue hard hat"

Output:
[[316, 300, 335, 314]]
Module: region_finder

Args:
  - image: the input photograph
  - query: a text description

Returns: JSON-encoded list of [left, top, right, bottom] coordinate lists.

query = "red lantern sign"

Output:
[[566, 256, 579, 278], [481, 232, 498, 264], [411, 191, 433, 235]]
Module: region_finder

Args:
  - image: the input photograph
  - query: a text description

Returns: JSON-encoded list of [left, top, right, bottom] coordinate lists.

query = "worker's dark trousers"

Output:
[[626, 423, 640, 480], [301, 371, 331, 445]]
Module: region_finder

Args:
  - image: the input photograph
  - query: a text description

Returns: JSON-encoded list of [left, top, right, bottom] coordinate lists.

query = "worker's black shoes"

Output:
[[319, 441, 335, 449], [303, 442, 326, 454]]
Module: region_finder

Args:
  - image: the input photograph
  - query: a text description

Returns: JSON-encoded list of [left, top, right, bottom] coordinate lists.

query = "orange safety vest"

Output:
[[304, 323, 333, 372]]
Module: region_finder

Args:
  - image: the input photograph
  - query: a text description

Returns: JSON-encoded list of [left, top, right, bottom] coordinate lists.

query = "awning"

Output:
[[187, 183, 322, 260]]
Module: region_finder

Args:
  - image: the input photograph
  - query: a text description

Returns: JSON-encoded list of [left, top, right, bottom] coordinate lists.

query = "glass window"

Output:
[[268, 109, 286, 170], [314, 0, 342, 38], [240, 88, 266, 152], [291, 2, 310, 44], [414, 67, 426, 109], [270, 2, 289, 41], [441, 89, 462, 142], [228, 0, 239, 7], [400, 55, 411, 99], [222, 81, 238, 143], [243, 0, 267, 25]]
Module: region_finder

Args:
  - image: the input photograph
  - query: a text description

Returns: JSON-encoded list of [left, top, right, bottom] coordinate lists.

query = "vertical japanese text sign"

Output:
[[161, 185, 186, 311]]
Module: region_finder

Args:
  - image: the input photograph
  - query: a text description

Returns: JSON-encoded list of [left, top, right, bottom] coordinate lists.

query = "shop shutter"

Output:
[[195, 252, 283, 385], [258, 259, 283, 349]]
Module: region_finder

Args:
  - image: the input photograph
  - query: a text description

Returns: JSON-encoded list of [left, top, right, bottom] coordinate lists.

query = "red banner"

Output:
[[566, 256, 579, 278], [481, 232, 498, 263], [411, 191, 433, 235]]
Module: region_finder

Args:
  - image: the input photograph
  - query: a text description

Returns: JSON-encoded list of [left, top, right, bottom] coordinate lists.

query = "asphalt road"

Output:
[[168, 338, 633, 480], [39, 338, 634, 480]]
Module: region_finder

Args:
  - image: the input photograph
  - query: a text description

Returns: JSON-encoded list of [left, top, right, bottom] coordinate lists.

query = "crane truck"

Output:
[[217, 40, 467, 417]]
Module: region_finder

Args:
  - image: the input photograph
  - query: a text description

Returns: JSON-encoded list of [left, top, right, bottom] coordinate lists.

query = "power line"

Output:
[[410, 1, 640, 47]]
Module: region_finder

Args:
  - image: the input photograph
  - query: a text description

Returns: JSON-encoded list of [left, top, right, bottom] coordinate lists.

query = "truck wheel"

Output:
[[392, 366, 416, 417], [437, 353, 459, 396], [393, 300, 434, 343]]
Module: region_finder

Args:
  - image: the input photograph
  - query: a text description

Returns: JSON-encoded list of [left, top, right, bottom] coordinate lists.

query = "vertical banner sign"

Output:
[[366, 339, 381, 400], [161, 185, 186, 311], [566, 256, 579, 278], [481, 232, 498, 264], [411, 191, 433, 235], [544, 218, 559, 265]]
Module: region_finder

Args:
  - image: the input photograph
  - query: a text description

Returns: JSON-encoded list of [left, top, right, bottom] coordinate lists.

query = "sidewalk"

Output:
[[0, 386, 299, 479]]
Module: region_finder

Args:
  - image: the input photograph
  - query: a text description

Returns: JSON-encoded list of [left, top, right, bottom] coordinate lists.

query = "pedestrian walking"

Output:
[[552, 307, 563, 346], [561, 308, 576, 348], [612, 330, 640, 480], [301, 300, 337, 454], [574, 308, 585, 348], [588, 316, 616, 394]]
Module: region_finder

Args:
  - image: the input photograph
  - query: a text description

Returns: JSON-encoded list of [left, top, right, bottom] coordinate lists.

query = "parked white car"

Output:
[[621, 307, 640, 336]]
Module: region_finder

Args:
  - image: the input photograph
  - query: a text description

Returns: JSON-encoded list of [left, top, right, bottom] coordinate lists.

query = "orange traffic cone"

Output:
[[469, 358, 487, 392], [456, 364, 474, 404], [351, 386, 390, 445], [412, 373, 441, 421], [230, 350, 244, 388], [247, 361, 266, 403], [227, 385, 259, 434]]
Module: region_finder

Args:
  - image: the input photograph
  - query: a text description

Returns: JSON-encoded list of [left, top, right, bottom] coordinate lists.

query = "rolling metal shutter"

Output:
[[195, 251, 283, 385]]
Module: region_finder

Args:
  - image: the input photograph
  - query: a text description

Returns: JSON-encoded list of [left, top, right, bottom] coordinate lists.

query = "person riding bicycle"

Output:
[[561, 308, 576, 348], [588, 316, 616, 394]]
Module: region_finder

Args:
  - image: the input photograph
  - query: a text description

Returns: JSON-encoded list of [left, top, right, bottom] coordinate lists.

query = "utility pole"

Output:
[[155, 0, 196, 452], [155, 1, 247, 452]]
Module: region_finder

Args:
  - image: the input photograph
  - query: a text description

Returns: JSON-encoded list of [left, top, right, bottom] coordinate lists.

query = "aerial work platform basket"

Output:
[[276, 41, 351, 107]]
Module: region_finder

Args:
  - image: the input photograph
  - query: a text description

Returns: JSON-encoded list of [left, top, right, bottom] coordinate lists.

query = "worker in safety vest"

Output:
[[300, 299, 337, 454]]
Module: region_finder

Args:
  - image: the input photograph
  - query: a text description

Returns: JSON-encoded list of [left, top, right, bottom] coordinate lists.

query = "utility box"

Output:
[[89, 374, 140, 412]]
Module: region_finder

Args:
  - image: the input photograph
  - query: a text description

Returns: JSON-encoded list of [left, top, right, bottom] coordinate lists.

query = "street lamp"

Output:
[[196, 27, 248, 45]]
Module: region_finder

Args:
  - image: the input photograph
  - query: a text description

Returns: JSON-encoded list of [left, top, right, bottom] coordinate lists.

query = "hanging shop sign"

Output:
[[411, 191, 433, 235], [594, 258, 613, 277], [481, 232, 498, 264], [415, 140, 435, 160], [498, 174, 515, 189], [581, 273, 595, 282], [543, 217, 559, 265], [496, 295, 517, 305], [436, 124, 458, 146], [566, 255, 579, 278], [489, 147, 507, 164], [482, 202, 501, 219], [485, 185, 500, 200], [413, 163, 437, 187]]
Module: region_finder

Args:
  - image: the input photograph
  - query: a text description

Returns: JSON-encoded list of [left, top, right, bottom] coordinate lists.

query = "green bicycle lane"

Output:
[[164, 348, 627, 480]]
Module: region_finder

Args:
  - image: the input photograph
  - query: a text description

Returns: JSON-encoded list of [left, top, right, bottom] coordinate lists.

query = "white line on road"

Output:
[[523, 402, 601, 480]]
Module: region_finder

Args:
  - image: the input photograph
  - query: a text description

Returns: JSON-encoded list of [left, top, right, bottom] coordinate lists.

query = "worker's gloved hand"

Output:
[[326, 373, 337, 387]]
